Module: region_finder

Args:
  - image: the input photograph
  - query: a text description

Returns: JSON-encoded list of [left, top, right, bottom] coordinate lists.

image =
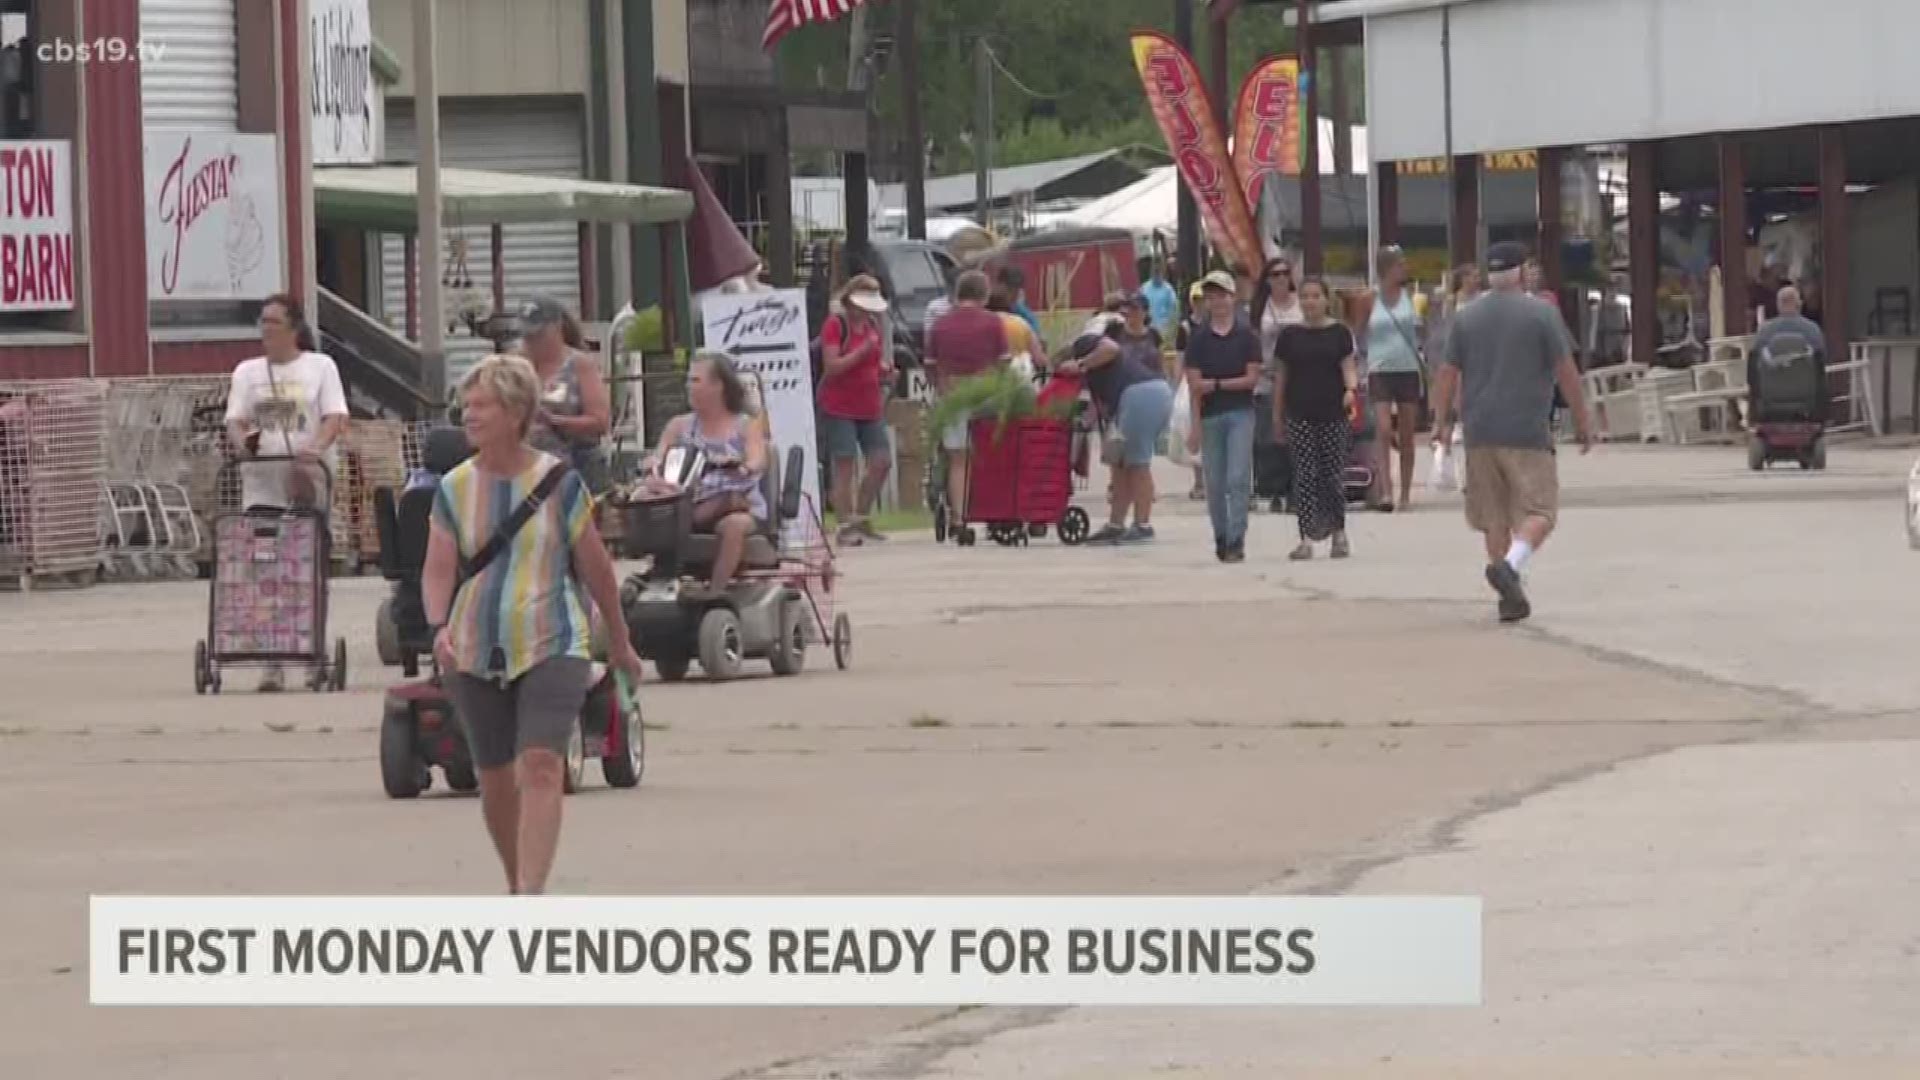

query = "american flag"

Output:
[[762, 0, 873, 53]]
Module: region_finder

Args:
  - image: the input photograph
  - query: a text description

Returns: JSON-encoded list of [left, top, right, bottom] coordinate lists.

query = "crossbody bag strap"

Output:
[[1381, 295, 1426, 376], [457, 462, 570, 587]]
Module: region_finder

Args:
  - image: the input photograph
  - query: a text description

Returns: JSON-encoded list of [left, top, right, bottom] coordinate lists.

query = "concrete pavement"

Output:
[[746, 443, 1920, 1078], [2, 442, 1915, 1078]]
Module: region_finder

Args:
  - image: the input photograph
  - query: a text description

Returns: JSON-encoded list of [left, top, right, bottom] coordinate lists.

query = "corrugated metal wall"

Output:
[[369, 0, 591, 99], [140, 0, 240, 130], [1368, 0, 1920, 162], [379, 101, 586, 386]]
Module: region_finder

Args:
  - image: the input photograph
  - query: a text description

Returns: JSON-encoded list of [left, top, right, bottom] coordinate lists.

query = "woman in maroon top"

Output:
[[817, 273, 895, 545]]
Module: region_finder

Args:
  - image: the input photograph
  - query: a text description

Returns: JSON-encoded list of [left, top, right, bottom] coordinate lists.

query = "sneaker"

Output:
[[1223, 544, 1247, 564], [1119, 524, 1156, 544], [855, 519, 888, 542], [257, 664, 285, 693], [1269, 497, 1287, 514], [1330, 533, 1351, 560], [836, 525, 864, 548], [1485, 562, 1532, 623], [1189, 485, 1206, 501], [1288, 542, 1314, 561], [1086, 523, 1127, 546]]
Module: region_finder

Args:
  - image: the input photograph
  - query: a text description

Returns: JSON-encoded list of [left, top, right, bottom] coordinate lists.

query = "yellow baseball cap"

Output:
[[1199, 270, 1238, 295]]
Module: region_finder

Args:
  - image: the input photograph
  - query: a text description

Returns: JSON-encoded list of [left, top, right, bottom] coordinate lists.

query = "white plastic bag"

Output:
[[1436, 434, 1459, 490], [1168, 380, 1196, 467], [1907, 455, 1920, 550], [1010, 352, 1036, 384]]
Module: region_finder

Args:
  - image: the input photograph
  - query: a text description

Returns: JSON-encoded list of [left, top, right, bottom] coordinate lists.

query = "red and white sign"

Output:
[[0, 140, 76, 312], [144, 131, 284, 301]]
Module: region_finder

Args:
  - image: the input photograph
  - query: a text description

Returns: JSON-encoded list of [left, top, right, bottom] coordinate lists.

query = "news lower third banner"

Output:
[[91, 896, 1482, 1007]]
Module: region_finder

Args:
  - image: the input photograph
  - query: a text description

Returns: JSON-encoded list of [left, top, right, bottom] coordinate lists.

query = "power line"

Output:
[[983, 43, 1055, 101]]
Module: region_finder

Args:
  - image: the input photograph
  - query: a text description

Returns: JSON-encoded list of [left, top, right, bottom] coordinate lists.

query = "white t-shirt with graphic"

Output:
[[225, 351, 349, 509]]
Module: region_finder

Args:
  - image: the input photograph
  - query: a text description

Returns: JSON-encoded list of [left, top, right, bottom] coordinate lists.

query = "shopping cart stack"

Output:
[[102, 377, 227, 580], [0, 379, 108, 590], [338, 418, 411, 572]]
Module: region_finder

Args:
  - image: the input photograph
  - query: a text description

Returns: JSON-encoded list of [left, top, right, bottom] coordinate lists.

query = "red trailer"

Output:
[[983, 228, 1142, 314]]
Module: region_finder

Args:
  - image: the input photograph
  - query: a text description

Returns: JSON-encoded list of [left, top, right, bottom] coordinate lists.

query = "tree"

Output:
[[776, 0, 1345, 176]]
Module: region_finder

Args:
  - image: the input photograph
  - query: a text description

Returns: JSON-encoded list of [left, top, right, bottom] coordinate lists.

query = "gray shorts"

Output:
[[445, 656, 593, 770]]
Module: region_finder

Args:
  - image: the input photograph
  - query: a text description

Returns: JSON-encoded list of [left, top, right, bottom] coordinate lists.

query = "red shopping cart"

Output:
[[947, 414, 1092, 548]]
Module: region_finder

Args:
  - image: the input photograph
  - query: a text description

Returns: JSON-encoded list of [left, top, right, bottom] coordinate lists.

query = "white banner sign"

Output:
[[0, 140, 75, 312], [310, 0, 378, 166], [701, 289, 820, 548], [91, 895, 1483, 1006], [144, 131, 284, 302]]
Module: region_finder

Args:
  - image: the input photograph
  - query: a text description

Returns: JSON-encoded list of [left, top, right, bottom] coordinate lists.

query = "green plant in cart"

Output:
[[924, 366, 1074, 457]]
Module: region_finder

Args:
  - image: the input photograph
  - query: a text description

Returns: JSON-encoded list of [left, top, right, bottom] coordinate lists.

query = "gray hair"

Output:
[[461, 353, 543, 439]]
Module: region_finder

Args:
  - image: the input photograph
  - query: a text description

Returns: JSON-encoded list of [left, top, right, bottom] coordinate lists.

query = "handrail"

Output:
[[316, 287, 435, 418]]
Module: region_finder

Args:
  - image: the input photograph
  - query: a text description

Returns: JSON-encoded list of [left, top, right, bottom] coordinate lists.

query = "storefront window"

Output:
[[1, 2, 35, 139], [0, 0, 81, 334]]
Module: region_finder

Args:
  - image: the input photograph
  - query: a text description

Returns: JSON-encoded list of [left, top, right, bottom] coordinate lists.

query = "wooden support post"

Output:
[[1537, 146, 1567, 318], [1717, 134, 1750, 337], [1377, 162, 1399, 248], [1173, 0, 1200, 286], [1819, 125, 1851, 408], [490, 223, 506, 314], [1451, 154, 1481, 268], [403, 233, 419, 340], [579, 222, 597, 322], [1299, 0, 1323, 274], [1628, 140, 1660, 369]]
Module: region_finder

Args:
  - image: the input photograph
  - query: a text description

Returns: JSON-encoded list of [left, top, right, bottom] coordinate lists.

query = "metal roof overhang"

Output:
[[313, 166, 695, 233]]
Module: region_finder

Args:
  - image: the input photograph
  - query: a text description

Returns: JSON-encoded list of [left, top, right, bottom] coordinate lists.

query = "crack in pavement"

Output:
[[724, 595, 1851, 1080]]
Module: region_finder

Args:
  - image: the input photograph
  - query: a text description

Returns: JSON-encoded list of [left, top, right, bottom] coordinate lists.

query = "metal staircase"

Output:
[[316, 287, 438, 419]]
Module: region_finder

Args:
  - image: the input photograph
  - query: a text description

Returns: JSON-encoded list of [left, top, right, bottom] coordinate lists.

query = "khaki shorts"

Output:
[[1463, 446, 1558, 534]]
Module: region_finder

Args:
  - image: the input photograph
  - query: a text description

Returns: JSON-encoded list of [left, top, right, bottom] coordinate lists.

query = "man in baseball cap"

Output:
[[1429, 241, 1592, 623]]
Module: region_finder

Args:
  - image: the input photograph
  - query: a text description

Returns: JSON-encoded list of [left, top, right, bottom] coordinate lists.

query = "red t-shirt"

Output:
[[928, 304, 1009, 381], [816, 314, 885, 420]]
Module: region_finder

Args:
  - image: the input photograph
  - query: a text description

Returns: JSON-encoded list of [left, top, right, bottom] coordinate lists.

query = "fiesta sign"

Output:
[[144, 131, 283, 301], [0, 140, 75, 312]]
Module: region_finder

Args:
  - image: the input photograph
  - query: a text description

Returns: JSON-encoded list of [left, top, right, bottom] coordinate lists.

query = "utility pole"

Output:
[[1173, 0, 1199, 288], [846, 5, 868, 91], [898, 0, 927, 240], [1442, 3, 1456, 270], [414, 0, 446, 410], [974, 37, 993, 228], [1298, 0, 1322, 274]]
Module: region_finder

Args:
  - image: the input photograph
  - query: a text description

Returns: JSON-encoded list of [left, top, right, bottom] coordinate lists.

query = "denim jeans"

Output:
[[1201, 407, 1255, 549]]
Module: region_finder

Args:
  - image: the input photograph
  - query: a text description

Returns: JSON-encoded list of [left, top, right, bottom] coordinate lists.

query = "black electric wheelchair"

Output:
[[615, 440, 851, 683], [369, 427, 644, 799]]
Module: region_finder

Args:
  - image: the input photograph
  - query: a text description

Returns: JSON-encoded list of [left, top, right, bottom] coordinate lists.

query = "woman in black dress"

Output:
[[1273, 277, 1361, 560]]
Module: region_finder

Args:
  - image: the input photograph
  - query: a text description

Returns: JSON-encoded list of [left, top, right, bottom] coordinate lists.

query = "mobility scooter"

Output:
[[370, 427, 644, 799], [616, 440, 850, 682], [1747, 328, 1829, 471]]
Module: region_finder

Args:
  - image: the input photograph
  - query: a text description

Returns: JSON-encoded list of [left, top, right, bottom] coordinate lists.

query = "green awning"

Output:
[[314, 166, 696, 232]]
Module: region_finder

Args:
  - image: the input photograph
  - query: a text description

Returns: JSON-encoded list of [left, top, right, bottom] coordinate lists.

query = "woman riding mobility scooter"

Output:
[[613, 354, 851, 683], [1746, 313, 1830, 471], [370, 426, 645, 800]]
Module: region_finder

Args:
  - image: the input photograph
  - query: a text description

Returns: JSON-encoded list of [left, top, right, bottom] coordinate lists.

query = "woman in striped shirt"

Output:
[[423, 354, 643, 896]]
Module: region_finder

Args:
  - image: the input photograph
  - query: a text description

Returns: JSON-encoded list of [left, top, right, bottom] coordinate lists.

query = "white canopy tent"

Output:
[[1065, 120, 1371, 237]]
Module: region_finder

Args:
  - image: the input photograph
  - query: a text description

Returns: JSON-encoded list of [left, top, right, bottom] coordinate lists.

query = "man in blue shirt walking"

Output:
[[1140, 260, 1179, 338]]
